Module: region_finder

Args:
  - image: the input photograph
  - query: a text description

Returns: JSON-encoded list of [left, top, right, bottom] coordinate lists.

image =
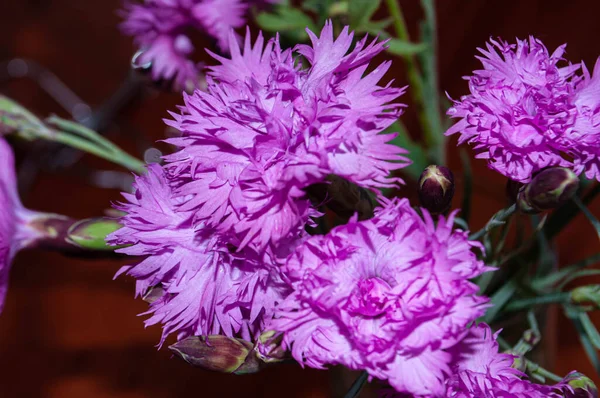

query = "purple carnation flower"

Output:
[[567, 58, 600, 181], [165, 23, 409, 251], [446, 323, 578, 398], [107, 164, 290, 343], [446, 37, 580, 182], [121, 0, 247, 91], [0, 138, 50, 312], [270, 198, 490, 396]]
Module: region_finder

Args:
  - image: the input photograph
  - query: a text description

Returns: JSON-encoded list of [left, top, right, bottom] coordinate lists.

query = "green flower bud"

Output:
[[518, 167, 579, 213], [67, 218, 123, 250], [571, 285, 600, 308], [169, 335, 262, 375], [563, 372, 598, 398], [255, 330, 287, 363], [418, 165, 455, 214]]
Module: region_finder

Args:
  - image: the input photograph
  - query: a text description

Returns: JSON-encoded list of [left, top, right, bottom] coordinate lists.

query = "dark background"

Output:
[[0, 0, 599, 397]]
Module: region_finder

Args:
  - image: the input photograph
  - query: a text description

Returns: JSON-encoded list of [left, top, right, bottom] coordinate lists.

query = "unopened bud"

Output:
[[418, 165, 455, 214], [562, 371, 598, 398], [518, 167, 579, 213], [571, 285, 600, 308], [67, 218, 123, 250], [511, 355, 527, 372], [255, 330, 287, 363], [169, 335, 262, 374], [522, 329, 541, 347]]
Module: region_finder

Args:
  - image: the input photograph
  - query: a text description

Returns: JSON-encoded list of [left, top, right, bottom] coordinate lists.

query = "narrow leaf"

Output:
[[386, 39, 428, 56], [256, 7, 316, 37], [344, 371, 369, 398], [348, 0, 381, 30], [385, 121, 427, 181], [574, 196, 600, 242], [482, 277, 518, 323], [566, 305, 600, 375], [580, 312, 600, 350]]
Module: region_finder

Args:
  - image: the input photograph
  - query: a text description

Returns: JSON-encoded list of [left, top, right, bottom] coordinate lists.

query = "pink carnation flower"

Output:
[[270, 198, 490, 396], [107, 164, 290, 343], [121, 0, 247, 91], [567, 58, 600, 181], [166, 23, 409, 251], [446, 37, 580, 182], [447, 323, 578, 398]]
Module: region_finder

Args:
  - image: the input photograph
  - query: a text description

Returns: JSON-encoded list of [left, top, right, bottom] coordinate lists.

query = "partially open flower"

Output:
[[562, 372, 598, 398], [418, 165, 455, 214]]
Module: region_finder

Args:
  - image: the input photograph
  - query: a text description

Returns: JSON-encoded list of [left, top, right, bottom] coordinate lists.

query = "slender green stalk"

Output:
[[344, 371, 369, 398], [496, 335, 563, 382], [384, 0, 436, 157], [51, 131, 146, 174], [504, 292, 570, 313], [469, 205, 516, 241]]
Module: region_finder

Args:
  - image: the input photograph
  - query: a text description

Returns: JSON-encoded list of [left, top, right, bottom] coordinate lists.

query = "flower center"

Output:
[[346, 277, 392, 317]]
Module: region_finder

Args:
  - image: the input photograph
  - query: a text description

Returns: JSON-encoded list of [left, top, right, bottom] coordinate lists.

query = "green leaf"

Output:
[[385, 121, 428, 181], [348, 0, 381, 30], [356, 18, 392, 36], [67, 218, 123, 250], [256, 7, 316, 39], [482, 276, 518, 323], [533, 252, 600, 290], [580, 312, 600, 350], [566, 305, 600, 375], [302, 0, 335, 24], [386, 39, 428, 56], [574, 196, 600, 242]]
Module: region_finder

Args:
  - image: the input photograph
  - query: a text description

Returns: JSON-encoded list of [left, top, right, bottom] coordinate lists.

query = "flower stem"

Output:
[[469, 204, 516, 241], [385, 0, 445, 164], [344, 371, 368, 398], [51, 131, 146, 174]]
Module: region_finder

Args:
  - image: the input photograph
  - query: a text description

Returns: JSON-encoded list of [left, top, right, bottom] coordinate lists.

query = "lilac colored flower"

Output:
[[121, 0, 247, 91], [270, 198, 490, 396], [446, 37, 580, 182], [567, 58, 600, 181], [0, 138, 47, 312], [165, 23, 409, 251], [107, 164, 290, 343], [446, 323, 577, 398]]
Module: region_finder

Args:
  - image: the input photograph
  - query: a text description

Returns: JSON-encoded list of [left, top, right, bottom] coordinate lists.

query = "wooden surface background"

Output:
[[0, 0, 599, 397]]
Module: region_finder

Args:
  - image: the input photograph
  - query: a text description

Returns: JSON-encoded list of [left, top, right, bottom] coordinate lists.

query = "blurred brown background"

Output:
[[0, 0, 599, 397]]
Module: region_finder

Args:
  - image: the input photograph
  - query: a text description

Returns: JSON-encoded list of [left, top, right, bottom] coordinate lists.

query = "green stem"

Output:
[[504, 292, 571, 312], [469, 205, 516, 241], [384, 0, 436, 159], [51, 131, 146, 174], [496, 336, 562, 383], [344, 371, 368, 398]]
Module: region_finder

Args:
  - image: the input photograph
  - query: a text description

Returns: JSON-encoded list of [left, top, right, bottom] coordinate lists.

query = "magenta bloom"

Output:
[[446, 37, 580, 182], [447, 323, 577, 397], [166, 23, 409, 251], [107, 164, 289, 343], [567, 58, 600, 181], [121, 0, 247, 91], [270, 198, 490, 396], [0, 139, 47, 312]]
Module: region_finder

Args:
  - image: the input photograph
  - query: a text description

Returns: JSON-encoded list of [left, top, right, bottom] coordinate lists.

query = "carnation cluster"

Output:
[[109, 23, 409, 344], [446, 36, 600, 183], [109, 25, 592, 398]]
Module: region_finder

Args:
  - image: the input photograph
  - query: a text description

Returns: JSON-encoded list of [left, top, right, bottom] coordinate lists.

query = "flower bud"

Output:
[[571, 285, 600, 308], [562, 371, 598, 398], [255, 330, 287, 363], [518, 167, 579, 213], [169, 335, 263, 375], [67, 217, 123, 250], [418, 165, 455, 214]]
